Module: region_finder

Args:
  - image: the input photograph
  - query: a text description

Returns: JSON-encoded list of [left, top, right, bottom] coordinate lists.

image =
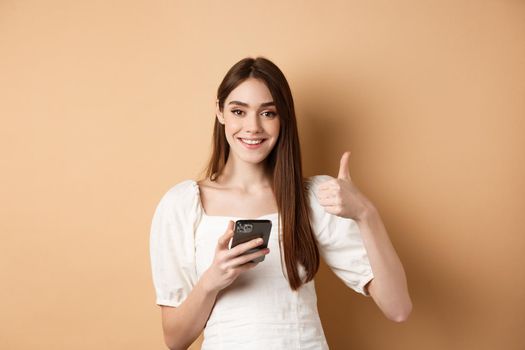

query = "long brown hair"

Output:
[[200, 56, 319, 290]]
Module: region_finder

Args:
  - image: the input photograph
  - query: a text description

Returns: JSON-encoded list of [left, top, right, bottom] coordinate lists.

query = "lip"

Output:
[[237, 137, 267, 149]]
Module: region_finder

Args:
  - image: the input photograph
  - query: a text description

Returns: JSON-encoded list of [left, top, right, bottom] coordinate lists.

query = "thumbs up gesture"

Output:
[[315, 151, 372, 221]]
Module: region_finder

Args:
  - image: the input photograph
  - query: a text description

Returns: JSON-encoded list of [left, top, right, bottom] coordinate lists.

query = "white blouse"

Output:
[[149, 175, 374, 349]]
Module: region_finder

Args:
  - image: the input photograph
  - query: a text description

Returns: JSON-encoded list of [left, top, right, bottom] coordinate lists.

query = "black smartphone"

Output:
[[231, 219, 272, 263]]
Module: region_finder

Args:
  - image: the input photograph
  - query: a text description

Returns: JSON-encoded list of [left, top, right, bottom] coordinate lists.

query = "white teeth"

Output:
[[241, 138, 263, 145]]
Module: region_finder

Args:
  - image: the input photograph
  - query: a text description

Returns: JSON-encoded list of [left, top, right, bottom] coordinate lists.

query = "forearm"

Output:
[[162, 277, 219, 350], [357, 204, 412, 322]]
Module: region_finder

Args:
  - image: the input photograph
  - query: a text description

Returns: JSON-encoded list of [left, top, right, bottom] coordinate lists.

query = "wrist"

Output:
[[356, 200, 378, 224], [198, 270, 220, 296]]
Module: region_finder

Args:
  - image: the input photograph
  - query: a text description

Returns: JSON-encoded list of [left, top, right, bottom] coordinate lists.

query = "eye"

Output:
[[231, 109, 244, 116], [261, 111, 277, 118]]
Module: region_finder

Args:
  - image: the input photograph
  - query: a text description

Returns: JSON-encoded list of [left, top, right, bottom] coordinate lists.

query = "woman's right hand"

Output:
[[201, 220, 270, 294]]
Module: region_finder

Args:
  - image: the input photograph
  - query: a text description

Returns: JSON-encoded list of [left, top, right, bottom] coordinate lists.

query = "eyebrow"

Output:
[[227, 100, 275, 108]]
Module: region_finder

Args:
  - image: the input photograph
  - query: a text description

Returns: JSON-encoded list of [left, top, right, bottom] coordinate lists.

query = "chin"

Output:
[[240, 154, 270, 164], [232, 148, 270, 162]]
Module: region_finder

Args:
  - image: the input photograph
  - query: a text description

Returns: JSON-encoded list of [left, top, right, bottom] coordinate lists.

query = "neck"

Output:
[[217, 156, 273, 192]]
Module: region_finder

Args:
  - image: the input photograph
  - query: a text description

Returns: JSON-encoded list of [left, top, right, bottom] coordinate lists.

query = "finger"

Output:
[[317, 195, 340, 207], [234, 261, 259, 274], [228, 237, 264, 258], [316, 188, 339, 203], [315, 187, 336, 198], [227, 247, 270, 268], [316, 181, 330, 191], [337, 151, 352, 180], [317, 177, 340, 191], [323, 205, 342, 216], [217, 220, 235, 249]]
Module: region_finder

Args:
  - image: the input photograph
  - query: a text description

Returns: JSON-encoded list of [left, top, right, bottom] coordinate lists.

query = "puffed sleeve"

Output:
[[306, 175, 374, 296], [149, 180, 201, 307]]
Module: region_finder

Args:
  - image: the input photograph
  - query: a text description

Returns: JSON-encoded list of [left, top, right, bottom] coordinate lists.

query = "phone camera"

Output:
[[237, 223, 253, 233]]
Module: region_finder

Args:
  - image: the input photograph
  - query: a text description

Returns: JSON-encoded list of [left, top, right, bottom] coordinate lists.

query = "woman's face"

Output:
[[216, 78, 280, 165]]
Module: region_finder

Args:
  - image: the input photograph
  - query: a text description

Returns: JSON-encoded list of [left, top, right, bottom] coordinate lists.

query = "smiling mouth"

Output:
[[238, 138, 266, 145]]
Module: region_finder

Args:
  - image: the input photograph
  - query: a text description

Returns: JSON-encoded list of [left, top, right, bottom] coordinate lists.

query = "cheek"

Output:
[[224, 120, 240, 135], [270, 120, 280, 136], [226, 116, 243, 127]]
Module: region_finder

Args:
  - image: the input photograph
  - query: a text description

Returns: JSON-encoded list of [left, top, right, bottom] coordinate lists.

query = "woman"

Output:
[[150, 57, 412, 349]]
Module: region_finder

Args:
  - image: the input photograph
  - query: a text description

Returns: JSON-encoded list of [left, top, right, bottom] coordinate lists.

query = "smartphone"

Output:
[[231, 219, 272, 263]]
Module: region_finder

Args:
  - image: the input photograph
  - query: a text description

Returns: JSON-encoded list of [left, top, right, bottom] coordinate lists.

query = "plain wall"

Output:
[[1, 0, 524, 349]]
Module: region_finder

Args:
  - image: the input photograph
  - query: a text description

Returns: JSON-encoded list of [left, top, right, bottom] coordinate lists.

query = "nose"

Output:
[[244, 112, 263, 133]]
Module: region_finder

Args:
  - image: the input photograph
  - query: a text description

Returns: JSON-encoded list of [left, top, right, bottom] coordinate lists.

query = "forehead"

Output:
[[225, 78, 273, 105]]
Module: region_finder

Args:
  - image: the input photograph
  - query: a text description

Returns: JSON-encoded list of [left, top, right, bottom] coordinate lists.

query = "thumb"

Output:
[[337, 151, 352, 180], [218, 220, 235, 249]]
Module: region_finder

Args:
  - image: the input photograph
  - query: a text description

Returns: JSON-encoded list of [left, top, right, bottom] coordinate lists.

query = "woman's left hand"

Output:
[[315, 151, 373, 222]]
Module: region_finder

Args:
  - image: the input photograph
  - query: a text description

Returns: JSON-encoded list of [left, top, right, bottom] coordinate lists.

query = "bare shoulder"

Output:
[[197, 178, 223, 190], [196, 178, 225, 199], [195, 178, 230, 216]]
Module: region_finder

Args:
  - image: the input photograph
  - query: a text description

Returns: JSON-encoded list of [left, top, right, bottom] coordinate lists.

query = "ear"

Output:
[[216, 99, 225, 125]]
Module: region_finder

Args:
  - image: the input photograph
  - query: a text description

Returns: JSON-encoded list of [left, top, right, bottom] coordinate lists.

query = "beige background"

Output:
[[1, 0, 524, 349]]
